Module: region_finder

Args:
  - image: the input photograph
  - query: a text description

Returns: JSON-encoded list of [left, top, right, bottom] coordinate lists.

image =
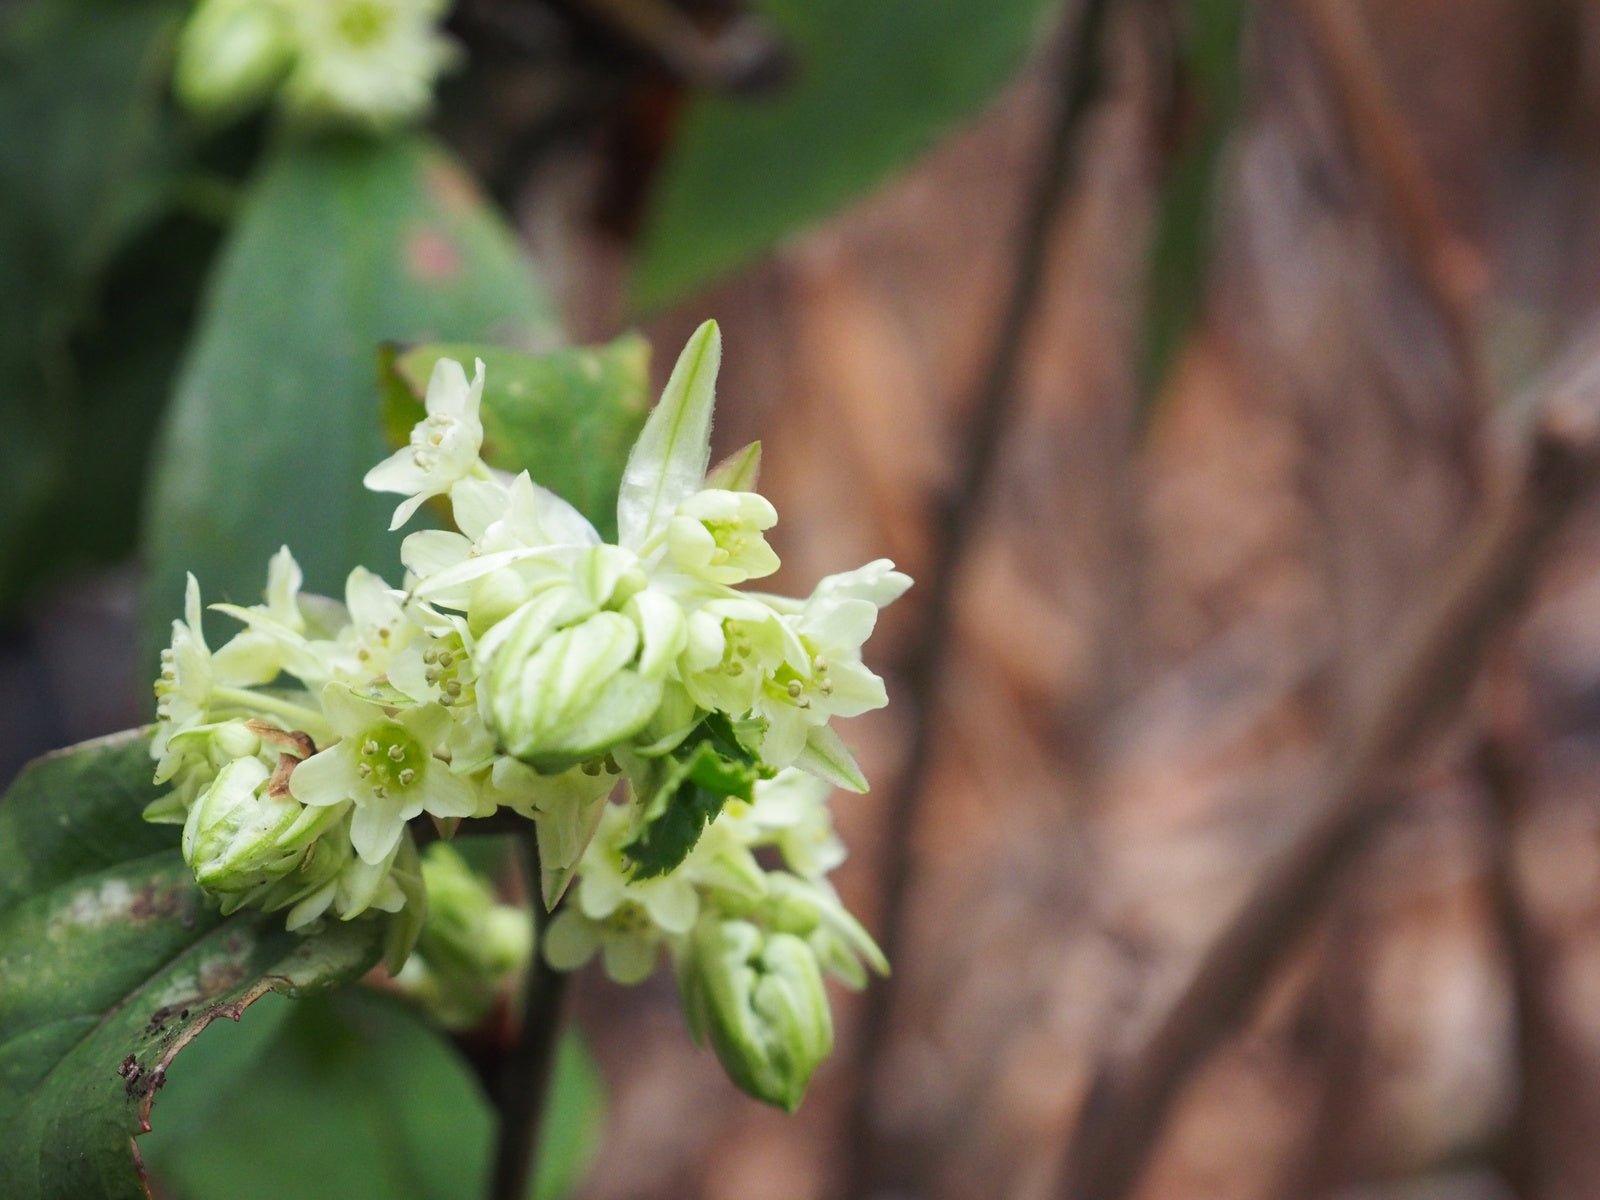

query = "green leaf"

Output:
[[1137, 0, 1247, 423], [140, 990, 605, 1200], [624, 714, 764, 879], [143, 134, 557, 662], [380, 334, 651, 540], [0, 731, 385, 1200], [0, 0, 195, 611], [633, 0, 1058, 308], [616, 319, 720, 551]]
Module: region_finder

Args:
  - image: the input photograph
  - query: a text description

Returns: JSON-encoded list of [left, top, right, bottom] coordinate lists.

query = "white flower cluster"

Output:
[[149, 323, 908, 1102], [175, 0, 457, 129]]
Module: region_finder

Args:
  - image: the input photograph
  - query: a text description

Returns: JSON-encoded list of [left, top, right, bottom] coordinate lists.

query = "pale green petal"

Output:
[[543, 909, 600, 970], [603, 933, 659, 985], [363, 448, 431, 497], [577, 870, 625, 921], [806, 596, 879, 654], [644, 877, 699, 935], [350, 795, 407, 864], [759, 706, 812, 768], [448, 475, 509, 542], [629, 588, 687, 680], [401, 529, 472, 580], [285, 881, 338, 930], [794, 725, 868, 793], [414, 762, 478, 819], [288, 742, 362, 806], [617, 319, 721, 550], [318, 681, 389, 738]]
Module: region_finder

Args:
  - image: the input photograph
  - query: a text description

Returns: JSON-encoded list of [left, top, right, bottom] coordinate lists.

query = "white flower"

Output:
[[543, 804, 698, 983], [207, 546, 332, 687], [288, 684, 477, 863], [665, 489, 780, 585], [279, 0, 458, 130], [318, 566, 415, 681], [719, 769, 844, 880], [365, 357, 486, 530], [678, 595, 803, 717], [754, 561, 911, 766]]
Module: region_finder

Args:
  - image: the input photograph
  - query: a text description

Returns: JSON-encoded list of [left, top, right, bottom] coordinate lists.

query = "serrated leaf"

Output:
[[0, 731, 385, 1200], [633, 0, 1058, 308], [623, 714, 762, 879], [143, 134, 556, 666], [380, 335, 651, 540], [616, 319, 720, 551], [140, 990, 605, 1200]]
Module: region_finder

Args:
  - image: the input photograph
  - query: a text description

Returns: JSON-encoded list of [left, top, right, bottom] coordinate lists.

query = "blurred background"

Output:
[[11, 0, 1600, 1197]]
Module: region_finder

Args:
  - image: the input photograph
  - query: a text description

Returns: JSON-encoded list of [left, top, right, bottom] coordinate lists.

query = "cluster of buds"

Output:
[[148, 321, 908, 1106], [175, 0, 458, 129]]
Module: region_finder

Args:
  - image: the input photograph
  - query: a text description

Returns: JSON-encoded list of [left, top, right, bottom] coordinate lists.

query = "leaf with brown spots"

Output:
[[0, 730, 383, 1200]]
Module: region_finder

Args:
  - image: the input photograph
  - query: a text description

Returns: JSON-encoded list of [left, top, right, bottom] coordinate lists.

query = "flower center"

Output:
[[336, 0, 393, 48], [353, 724, 426, 797], [719, 618, 757, 678], [703, 519, 749, 566], [408, 414, 458, 471], [607, 901, 652, 935], [422, 640, 470, 706]]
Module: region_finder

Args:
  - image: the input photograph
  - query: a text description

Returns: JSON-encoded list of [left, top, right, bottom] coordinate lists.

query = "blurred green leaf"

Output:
[[633, 0, 1060, 309], [143, 135, 558, 662], [1137, 0, 1247, 423], [0, 731, 384, 1200], [141, 989, 605, 1200], [0, 0, 194, 611], [381, 335, 651, 541]]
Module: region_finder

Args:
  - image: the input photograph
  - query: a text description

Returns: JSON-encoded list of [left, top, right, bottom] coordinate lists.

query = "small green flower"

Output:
[[665, 489, 781, 585], [280, 0, 458, 130], [755, 560, 911, 766], [288, 684, 477, 863], [542, 805, 698, 984]]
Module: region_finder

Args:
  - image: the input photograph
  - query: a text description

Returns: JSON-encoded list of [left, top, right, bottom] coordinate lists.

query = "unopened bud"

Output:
[[175, 0, 294, 119], [181, 756, 331, 895], [482, 599, 661, 772], [682, 917, 833, 1111]]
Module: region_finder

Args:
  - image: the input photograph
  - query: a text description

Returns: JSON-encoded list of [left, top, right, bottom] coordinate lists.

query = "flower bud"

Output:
[[181, 756, 333, 897], [175, 0, 294, 120], [681, 917, 833, 1111], [482, 598, 662, 772]]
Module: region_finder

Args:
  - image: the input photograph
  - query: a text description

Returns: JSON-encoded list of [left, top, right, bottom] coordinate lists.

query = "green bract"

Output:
[[148, 322, 908, 1108]]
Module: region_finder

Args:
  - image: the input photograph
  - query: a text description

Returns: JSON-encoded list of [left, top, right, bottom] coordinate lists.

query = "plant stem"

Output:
[[489, 832, 569, 1200], [210, 687, 332, 738]]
